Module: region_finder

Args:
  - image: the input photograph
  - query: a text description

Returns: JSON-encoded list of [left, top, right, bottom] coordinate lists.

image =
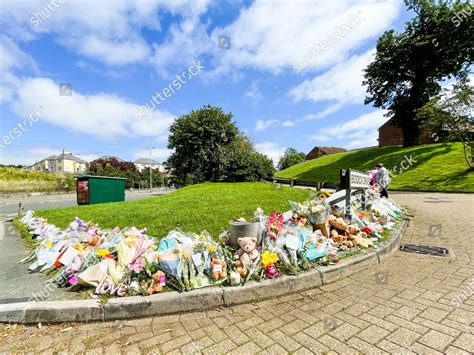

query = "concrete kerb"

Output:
[[0, 220, 407, 324]]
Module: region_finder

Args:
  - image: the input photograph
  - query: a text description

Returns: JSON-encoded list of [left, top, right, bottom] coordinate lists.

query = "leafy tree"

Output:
[[277, 148, 306, 171], [223, 136, 275, 182], [167, 105, 238, 186], [363, 0, 473, 146], [417, 80, 474, 167]]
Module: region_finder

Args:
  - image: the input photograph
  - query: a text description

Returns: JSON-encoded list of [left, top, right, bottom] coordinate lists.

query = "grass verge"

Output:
[[36, 182, 311, 239], [276, 142, 474, 191]]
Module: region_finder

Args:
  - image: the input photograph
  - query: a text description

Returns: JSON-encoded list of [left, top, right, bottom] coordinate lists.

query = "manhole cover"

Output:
[[400, 244, 449, 257]]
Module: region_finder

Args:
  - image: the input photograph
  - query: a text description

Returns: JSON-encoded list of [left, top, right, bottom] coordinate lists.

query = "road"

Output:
[[0, 189, 172, 215], [1, 192, 473, 354]]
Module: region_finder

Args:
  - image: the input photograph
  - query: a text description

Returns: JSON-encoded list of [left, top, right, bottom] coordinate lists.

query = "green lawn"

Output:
[[276, 142, 474, 191], [37, 182, 310, 239]]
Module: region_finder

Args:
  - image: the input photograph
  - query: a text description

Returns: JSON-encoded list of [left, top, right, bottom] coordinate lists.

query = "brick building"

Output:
[[378, 118, 436, 147], [305, 146, 347, 160]]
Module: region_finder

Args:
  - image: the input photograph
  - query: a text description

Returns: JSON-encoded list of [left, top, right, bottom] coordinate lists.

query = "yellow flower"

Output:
[[261, 251, 278, 267], [182, 251, 188, 259], [74, 243, 84, 253], [208, 245, 216, 253], [97, 249, 110, 257], [45, 241, 53, 249]]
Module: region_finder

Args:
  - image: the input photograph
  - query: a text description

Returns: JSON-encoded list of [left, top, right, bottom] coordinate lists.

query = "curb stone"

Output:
[[0, 220, 408, 324]]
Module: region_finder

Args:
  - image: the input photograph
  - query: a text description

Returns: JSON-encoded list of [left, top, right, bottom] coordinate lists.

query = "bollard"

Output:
[[18, 202, 24, 215]]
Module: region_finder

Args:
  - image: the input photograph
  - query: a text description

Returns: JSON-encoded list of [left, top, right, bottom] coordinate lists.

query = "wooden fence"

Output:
[[271, 177, 340, 190]]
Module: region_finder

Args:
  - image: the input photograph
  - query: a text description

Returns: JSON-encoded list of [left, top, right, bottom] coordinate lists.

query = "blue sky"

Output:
[[0, 0, 413, 166]]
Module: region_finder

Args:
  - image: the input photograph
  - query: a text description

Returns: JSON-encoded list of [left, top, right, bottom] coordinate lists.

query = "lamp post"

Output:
[[146, 147, 155, 191]]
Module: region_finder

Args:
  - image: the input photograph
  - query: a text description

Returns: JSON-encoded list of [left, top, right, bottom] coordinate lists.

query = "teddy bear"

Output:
[[330, 229, 345, 243], [147, 271, 165, 294], [234, 237, 259, 276], [210, 258, 227, 280]]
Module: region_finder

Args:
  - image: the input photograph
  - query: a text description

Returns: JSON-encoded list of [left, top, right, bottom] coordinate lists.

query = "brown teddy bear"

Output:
[[234, 237, 259, 276], [210, 258, 227, 280], [147, 271, 165, 294]]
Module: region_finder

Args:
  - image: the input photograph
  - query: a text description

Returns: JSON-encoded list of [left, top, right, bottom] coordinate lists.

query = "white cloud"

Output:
[[282, 120, 295, 127], [211, 0, 400, 73], [244, 81, 264, 104], [0, 0, 211, 67], [310, 110, 388, 148], [255, 119, 278, 132], [9, 77, 174, 140], [291, 49, 375, 106], [255, 141, 286, 166]]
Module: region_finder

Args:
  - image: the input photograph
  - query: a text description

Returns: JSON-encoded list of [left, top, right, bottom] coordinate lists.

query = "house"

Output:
[[378, 118, 435, 147], [134, 158, 165, 173], [30, 149, 88, 174], [305, 146, 347, 160]]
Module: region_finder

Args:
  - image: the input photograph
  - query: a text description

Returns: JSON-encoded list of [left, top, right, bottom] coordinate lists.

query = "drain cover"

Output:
[[400, 244, 449, 256]]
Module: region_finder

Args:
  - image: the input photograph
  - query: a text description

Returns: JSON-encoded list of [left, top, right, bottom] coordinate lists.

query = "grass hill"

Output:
[[37, 182, 310, 238], [276, 142, 473, 191], [0, 167, 75, 194]]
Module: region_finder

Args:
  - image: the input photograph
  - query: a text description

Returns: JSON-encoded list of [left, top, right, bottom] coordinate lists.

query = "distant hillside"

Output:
[[276, 143, 474, 191], [0, 167, 75, 193]]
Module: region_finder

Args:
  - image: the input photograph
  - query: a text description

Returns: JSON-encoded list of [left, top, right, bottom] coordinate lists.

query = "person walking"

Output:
[[376, 163, 391, 198]]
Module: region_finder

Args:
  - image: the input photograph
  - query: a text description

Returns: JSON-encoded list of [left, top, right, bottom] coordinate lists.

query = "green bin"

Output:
[[76, 175, 126, 205]]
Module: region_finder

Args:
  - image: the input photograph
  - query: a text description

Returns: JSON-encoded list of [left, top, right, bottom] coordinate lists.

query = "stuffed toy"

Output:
[[147, 271, 165, 294], [210, 258, 227, 280], [328, 216, 348, 231], [234, 237, 259, 276], [264, 263, 280, 279]]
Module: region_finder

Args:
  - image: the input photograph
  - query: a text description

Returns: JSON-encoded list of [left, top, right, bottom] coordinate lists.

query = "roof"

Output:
[[305, 146, 347, 160], [40, 153, 87, 164], [98, 155, 125, 162], [134, 158, 160, 165]]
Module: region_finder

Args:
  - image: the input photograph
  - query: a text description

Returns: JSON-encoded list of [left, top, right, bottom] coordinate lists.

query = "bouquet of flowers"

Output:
[[291, 199, 330, 224]]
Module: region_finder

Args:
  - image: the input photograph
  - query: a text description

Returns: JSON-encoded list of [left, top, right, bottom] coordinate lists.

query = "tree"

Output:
[[363, 0, 473, 146], [277, 148, 306, 171], [167, 105, 238, 186], [88, 157, 139, 188], [417, 80, 474, 167], [223, 136, 275, 182]]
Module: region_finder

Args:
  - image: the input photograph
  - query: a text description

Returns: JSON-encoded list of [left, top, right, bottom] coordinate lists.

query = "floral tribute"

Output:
[[18, 185, 405, 298]]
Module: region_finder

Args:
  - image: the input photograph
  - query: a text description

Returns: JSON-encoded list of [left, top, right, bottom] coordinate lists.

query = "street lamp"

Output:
[[146, 147, 155, 191]]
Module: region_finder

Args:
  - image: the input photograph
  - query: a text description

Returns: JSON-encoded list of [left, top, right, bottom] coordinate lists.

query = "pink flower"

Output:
[[68, 277, 78, 285], [129, 258, 145, 273]]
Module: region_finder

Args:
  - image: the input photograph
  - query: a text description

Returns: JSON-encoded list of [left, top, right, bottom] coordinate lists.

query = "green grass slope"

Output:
[[37, 182, 310, 239], [0, 167, 75, 193], [276, 142, 474, 191]]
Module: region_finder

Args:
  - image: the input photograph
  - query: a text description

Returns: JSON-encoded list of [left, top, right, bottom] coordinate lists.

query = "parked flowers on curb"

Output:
[[17, 185, 406, 299]]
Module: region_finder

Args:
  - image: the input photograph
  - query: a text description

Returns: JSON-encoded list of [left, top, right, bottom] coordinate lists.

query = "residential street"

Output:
[[1, 192, 473, 353], [0, 189, 172, 215]]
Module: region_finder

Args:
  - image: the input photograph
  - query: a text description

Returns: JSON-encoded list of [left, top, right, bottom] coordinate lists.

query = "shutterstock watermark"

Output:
[[451, 1, 474, 27], [134, 59, 205, 119], [388, 154, 417, 178], [451, 277, 474, 308], [293, 11, 364, 73], [30, 0, 67, 28], [0, 106, 45, 151]]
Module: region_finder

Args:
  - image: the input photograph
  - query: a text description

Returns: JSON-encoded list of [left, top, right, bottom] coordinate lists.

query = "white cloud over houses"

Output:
[[10, 77, 175, 140], [310, 110, 388, 149]]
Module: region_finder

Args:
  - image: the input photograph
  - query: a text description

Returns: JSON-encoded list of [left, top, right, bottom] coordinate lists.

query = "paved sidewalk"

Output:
[[1, 192, 473, 353]]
